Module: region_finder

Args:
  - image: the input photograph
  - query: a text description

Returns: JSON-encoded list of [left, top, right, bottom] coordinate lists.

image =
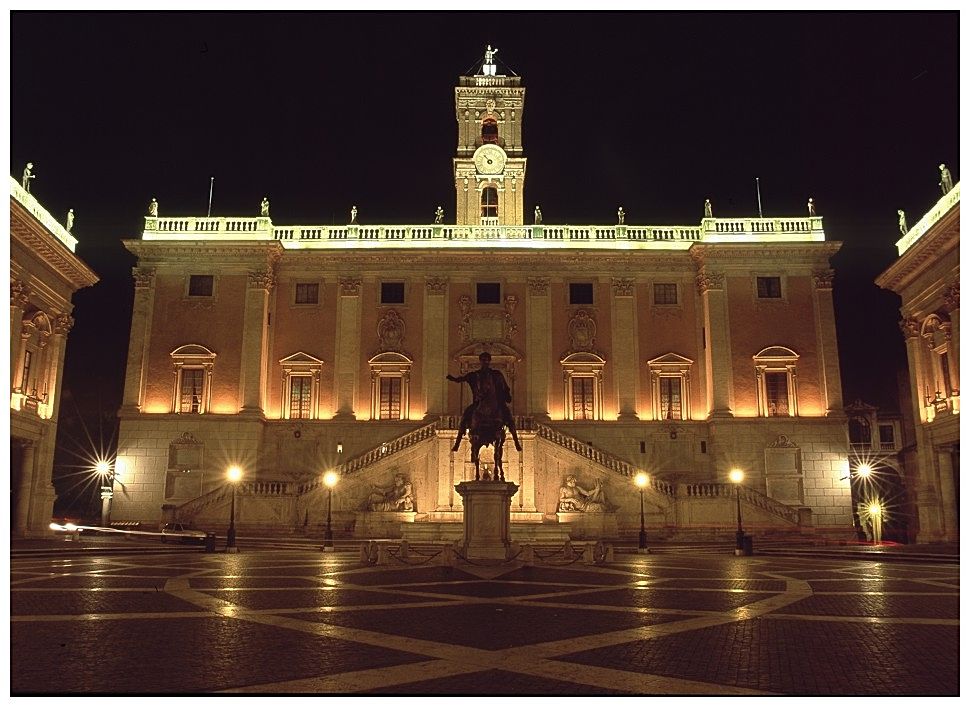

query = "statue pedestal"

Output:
[[455, 480, 518, 560], [556, 511, 619, 540], [354, 511, 416, 539]]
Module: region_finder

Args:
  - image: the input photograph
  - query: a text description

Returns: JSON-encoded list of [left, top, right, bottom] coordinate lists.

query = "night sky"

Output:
[[10, 11, 960, 425]]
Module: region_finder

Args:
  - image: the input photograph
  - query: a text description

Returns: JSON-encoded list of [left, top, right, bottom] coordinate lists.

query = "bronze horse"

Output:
[[468, 383, 506, 481]]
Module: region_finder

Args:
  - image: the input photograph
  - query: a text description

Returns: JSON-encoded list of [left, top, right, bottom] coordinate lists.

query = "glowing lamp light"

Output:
[[95, 459, 111, 477], [867, 502, 882, 517], [323, 470, 339, 488], [856, 463, 873, 479], [227, 465, 243, 482], [729, 469, 744, 484], [634, 472, 649, 488]]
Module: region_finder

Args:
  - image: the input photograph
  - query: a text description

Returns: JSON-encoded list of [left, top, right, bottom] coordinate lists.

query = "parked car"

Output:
[[160, 523, 207, 544]]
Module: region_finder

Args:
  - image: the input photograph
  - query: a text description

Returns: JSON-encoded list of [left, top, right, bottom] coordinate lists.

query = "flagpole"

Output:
[[208, 176, 214, 217], [756, 177, 763, 219]]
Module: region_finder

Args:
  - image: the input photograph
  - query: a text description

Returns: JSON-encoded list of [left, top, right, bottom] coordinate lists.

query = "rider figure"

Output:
[[446, 352, 522, 453]]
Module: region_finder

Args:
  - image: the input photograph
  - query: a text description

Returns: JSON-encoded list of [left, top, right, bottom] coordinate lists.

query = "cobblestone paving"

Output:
[[9, 551, 959, 695]]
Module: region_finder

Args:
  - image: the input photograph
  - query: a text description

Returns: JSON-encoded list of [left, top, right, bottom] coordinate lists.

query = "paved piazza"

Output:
[[9, 547, 959, 695]]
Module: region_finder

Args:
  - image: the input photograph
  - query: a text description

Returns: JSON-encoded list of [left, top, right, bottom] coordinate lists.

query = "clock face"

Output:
[[473, 144, 507, 175]]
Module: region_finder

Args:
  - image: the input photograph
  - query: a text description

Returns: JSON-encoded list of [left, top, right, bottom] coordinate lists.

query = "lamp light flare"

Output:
[[867, 502, 882, 516], [729, 469, 744, 484], [94, 459, 111, 476], [323, 470, 339, 488], [857, 463, 873, 479], [634, 472, 649, 488], [227, 465, 243, 482]]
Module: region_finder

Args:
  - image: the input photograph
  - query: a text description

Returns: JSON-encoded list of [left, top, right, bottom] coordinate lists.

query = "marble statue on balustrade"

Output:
[[148, 198, 158, 217], [350, 205, 358, 224], [704, 199, 712, 218], [482, 45, 498, 75], [66, 208, 75, 233], [897, 209, 907, 235], [939, 163, 953, 194], [617, 206, 625, 225], [260, 197, 270, 216], [534, 205, 543, 224], [558, 475, 609, 513], [366, 473, 414, 512], [807, 197, 816, 216], [434, 205, 444, 224], [22, 163, 35, 193]]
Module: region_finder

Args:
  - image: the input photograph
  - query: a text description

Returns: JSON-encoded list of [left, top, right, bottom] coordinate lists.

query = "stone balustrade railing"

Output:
[[9, 176, 79, 253], [896, 181, 960, 256], [684, 483, 800, 525], [142, 216, 825, 247]]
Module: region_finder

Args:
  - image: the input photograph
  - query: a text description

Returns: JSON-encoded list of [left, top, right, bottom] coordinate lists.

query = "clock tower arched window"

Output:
[[480, 186, 498, 224], [481, 117, 499, 144]]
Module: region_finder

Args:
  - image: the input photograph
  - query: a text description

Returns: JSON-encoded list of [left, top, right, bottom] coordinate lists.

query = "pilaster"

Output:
[[611, 278, 639, 419], [10, 279, 30, 390], [526, 277, 551, 418], [422, 277, 448, 417], [43, 314, 73, 420], [334, 277, 362, 419], [13, 442, 36, 535], [239, 270, 274, 413], [936, 445, 959, 542], [811, 269, 844, 415], [697, 268, 733, 416], [121, 267, 156, 412]]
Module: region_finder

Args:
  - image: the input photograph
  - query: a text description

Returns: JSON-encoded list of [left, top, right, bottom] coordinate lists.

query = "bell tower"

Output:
[[453, 48, 526, 226]]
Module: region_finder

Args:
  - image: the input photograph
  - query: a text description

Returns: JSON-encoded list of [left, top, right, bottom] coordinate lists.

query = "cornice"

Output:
[[689, 241, 842, 267], [10, 200, 99, 290], [124, 239, 284, 267], [875, 210, 960, 293]]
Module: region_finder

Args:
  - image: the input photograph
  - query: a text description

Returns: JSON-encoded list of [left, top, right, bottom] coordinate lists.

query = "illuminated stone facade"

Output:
[[114, 63, 853, 540], [9, 177, 99, 537], [876, 182, 960, 543]]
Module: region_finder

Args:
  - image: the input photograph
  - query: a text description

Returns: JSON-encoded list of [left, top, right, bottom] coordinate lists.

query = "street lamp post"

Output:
[[322, 470, 339, 552], [634, 472, 649, 553], [96, 459, 113, 527], [226, 465, 242, 553], [729, 469, 745, 554], [868, 501, 883, 544]]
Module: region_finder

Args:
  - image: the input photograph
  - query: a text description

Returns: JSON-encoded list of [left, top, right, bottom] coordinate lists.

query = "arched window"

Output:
[[561, 352, 606, 421], [170, 344, 216, 414], [480, 186, 498, 224], [753, 346, 799, 417], [921, 314, 956, 403], [481, 117, 499, 144], [369, 352, 412, 420]]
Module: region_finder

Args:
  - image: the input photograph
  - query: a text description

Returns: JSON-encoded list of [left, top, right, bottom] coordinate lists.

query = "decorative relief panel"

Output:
[[339, 277, 362, 296], [248, 269, 276, 290], [11, 279, 31, 308], [695, 268, 724, 295], [377, 309, 406, 353], [457, 294, 518, 343], [168, 432, 203, 471], [567, 310, 597, 352], [943, 281, 959, 312], [611, 278, 635, 297], [812, 269, 835, 290], [132, 267, 156, 289], [527, 277, 549, 295]]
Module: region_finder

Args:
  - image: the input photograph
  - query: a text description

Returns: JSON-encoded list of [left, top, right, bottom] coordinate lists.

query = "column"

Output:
[[943, 281, 959, 391], [936, 446, 959, 542], [812, 269, 844, 415], [526, 277, 551, 419], [239, 270, 274, 413], [10, 279, 30, 390], [422, 277, 448, 418], [697, 268, 733, 417], [612, 278, 639, 420], [41, 315, 73, 419], [121, 268, 156, 412], [899, 318, 927, 423], [13, 442, 36, 535], [333, 277, 361, 419]]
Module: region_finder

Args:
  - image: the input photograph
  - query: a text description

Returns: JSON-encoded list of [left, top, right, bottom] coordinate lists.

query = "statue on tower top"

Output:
[[482, 45, 498, 76]]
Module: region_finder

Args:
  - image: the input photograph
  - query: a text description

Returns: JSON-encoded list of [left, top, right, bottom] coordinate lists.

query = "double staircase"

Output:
[[172, 416, 809, 537]]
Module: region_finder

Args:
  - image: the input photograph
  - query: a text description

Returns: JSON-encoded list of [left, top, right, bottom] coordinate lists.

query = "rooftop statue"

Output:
[[617, 206, 625, 225], [148, 198, 158, 217], [482, 45, 498, 76], [434, 205, 444, 224], [66, 208, 74, 233], [260, 197, 270, 216], [446, 351, 521, 480], [807, 197, 816, 216], [897, 209, 907, 235], [22, 162, 35, 193], [350, 205, 358, 224], [939, 163, 953, 195], [534, 204, 543, 225], [704, 199, 712, 218]]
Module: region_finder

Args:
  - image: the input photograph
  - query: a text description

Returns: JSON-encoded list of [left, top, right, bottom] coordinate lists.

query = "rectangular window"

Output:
[[659, 377, 683, 420], [381, 282, 405, 305], [653, 283, 678, 305], [295, 283, 319, 305], [188, 275, 214, 297], [569, 283, 594, 305], [757, 276, 782, 299], [878, 424, 895, 447], [764, 371, 789, 416], [571, 377, 595, 420], [179, 368, 205, 413], [477, 282, 501, 304], [379, 377, 402, 420], [939, 351, 953, 395], [288, 376, 313, 419], [20, 350, 32, 392]]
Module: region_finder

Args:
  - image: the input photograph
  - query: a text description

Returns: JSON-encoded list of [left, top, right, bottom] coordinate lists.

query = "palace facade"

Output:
[[876, 178, 960, 543], [113, 59, 854, 541], [10, 176, 99, 537]]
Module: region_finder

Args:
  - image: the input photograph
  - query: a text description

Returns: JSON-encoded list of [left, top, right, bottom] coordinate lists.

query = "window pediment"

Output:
[[561, 351, 606, 367], [754, 346, 799, 363], [171, 344, 217, 360], [647, 352, 694, 369], [279, 351, 324, 367]]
